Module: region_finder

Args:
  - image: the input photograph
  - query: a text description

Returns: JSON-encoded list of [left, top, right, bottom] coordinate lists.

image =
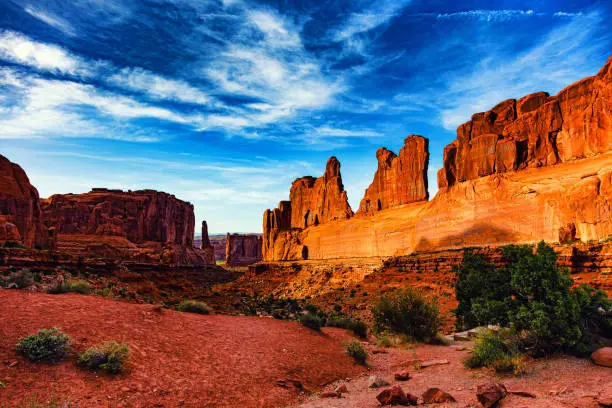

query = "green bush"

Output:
[[572, 284, 612, 352], [464, 329, 519, 370], [372, 288, 440, 342], [177, 300, 212, 314], [454, 249, 511, 330], [16, 328, 71, 363], [46, 279, 91, 295], [326, 314, 368, 338], [299, 313, 322, 331], [345, 340, 367, 364], [78, 341, 129, 374]]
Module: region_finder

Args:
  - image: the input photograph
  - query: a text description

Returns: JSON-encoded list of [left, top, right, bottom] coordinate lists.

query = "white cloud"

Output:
[[316, 126, 383, 138], [435, 9, 535, 22], [0, 30, 89, 75], [23, 6, 76, 36], [108, 67, 211, 105], [248, 10, 301, 48], [334, 0, 412, 41]]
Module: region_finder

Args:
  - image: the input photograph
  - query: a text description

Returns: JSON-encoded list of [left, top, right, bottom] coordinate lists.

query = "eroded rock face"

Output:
[[358, 135, 429, 216], [289, 157, 353, 229], [0, 155, 49, 249], [438, 54, 612, 189], [200, 221, 216, 264], [225, 234, 262, 266], [40, 189, 213, 265]]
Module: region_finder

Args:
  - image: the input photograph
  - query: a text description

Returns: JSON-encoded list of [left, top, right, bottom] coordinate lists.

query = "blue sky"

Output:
[[1, 0, 610, 233]]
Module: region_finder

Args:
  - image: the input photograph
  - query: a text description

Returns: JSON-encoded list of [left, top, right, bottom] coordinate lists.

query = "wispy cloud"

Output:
[[333, 0, 412, 41], [435, 9, 535, 22], [23, 6, 77, 36], [315, 126, 383, 138], [0, 30, 90, 75], [108, 67, 212, 105]]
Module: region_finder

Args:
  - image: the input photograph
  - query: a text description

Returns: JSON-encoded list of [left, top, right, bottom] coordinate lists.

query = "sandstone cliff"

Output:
[[225, 234, 262, 266], [262, 55, 612, 261], [357, 135, 429, 216], [438, 55, 612, 188], [0, 155, 52, 249], [40, 189, 213, 266]]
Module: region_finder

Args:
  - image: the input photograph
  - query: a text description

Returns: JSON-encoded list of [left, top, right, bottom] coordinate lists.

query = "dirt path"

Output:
[[296, 341, 611, 407], [0, 290, 363, 408]]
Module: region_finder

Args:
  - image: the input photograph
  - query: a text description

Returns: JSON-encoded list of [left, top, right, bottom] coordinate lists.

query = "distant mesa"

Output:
[[262, 54, 612, 261], [225, 233, 262, 266]]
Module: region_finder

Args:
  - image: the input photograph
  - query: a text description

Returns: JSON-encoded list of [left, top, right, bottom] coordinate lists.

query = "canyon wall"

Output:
[[40, 189, 214, 266], [225, 234, 262, 266], [0, 155, 53, 250], [262, 55, 612, 261], [358, 135, 429, 216]]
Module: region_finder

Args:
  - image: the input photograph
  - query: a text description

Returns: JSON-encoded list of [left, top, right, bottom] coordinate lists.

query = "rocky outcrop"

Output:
[[262, 55, 612, 261], [358, 135, 429, 216], [40, 189, 213, 266], [438, 55, 612, 189], [0, 155, 51, 249], [225, 234, 262, 266], [199, 221, 216, 264], [290, 157, 353, 229]]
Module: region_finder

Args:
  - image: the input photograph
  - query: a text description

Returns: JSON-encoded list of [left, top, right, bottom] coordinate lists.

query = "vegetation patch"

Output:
[[372, 287, 441, 342], [177, 300, 212, 314], [47, 279, 91, 295], [345, 339, 367, 364], [78, 341, 130, 374], [16, 328, 71, 363], [299, 312, 323, 331]]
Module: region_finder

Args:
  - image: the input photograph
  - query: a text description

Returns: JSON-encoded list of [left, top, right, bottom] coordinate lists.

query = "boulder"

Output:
[[334, 384, 348, 394], [376, 385, 418, 406], [357, 135, 429, 216], [476, 382, 507, 408], [368, 375, 390, 388], [422, 388, 456, 404], [394, 370, 411, 381], [592, 347, 612, 367]]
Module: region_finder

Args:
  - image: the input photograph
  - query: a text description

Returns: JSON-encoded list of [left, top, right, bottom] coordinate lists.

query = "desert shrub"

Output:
[[464, 329, 524, 374], [3, 240, 24, 248], [372, 288, 440, 342], [177, 300, 212, 314], [454, 249, 511, 330], [78, 341, 130, 373], [3, 268, 35, 289], [299, 312, 322, 331], [326, 314, 368, 338], [571, 284, 612, 354], [345, 340, 367, 364], [16, 328, 71, 363], [47, 279, 91, 295]]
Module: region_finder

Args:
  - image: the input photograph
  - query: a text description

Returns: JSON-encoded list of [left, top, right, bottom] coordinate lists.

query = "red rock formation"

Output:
[[199, 221, 216, 264], [438, 55, 612, 189], [0, 155, 50, 249], [358, 135, 429, 216], [289, 157, 353, 229], [40, 189, 213, 265], [225, 234, 262, 266]]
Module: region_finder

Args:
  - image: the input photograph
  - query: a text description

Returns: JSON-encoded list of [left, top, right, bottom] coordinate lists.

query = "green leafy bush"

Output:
[[464, 329, 519, 370], [345, 340, 367, 364], [326, 314, 368, 338], [78, 341, 130, 373], [177, 300, 212, 314], [299, 312, 322, 331], [372, 288, 440, 342], [454, 249, 511, 330], [16, 328, 71, 363]]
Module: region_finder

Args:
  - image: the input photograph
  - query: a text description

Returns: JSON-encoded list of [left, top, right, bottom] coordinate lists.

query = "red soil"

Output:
[[0, 290, 363, 407]]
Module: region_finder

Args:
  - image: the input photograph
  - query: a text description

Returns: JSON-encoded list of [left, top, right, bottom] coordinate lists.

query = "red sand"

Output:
[[0, 290, 363, 407]]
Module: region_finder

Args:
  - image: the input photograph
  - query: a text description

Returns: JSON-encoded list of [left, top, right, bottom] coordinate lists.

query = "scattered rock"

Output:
[[598, 384, 612, 407], [320, 391, 340, 398], [8, 361, 18, 368], [372, 348, 389, 354], [335, 384, 348, 394], [420, 359, 449, 368], [422, 388, 456, 404], [394, 370, 411, 381], [376, 385, 418, 406], [455, 346, 467, 351], [592, 347, 612, 367], [368, 375, 390, 388], [477, 382, 507, 408], [509, 390, 536, 398]]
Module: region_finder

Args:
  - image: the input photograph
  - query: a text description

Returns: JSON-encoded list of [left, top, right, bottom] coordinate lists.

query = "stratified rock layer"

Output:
[[438, 55, 612, 189], [0, 155, 51, 249], [358, 135, 429, 216], [225, 234, 262, 266], [262, 55, 612, 261], [290, 157, 353, 229], [40, 189, 213, 265]]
